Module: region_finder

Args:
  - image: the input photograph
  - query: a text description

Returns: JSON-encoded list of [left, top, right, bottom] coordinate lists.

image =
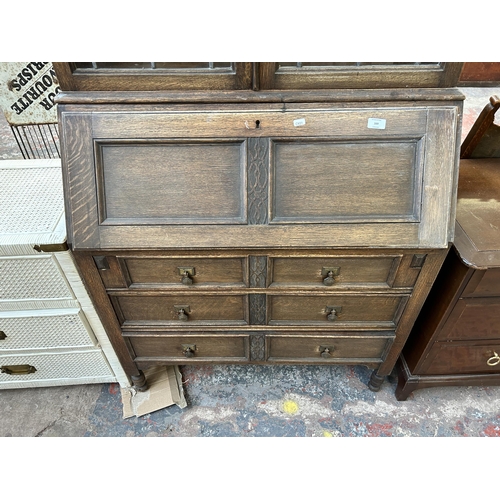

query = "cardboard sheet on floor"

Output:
[[121, 365, 187, 418]]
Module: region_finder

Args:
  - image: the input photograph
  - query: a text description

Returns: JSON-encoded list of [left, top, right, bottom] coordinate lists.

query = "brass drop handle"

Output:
[[322, 267, 340, 286], [178, 267, 195, 285], [1, 365, 37, 375], [487, 351, 500, 366], [326, 306, 342, 321], [177, 308, 188, 321], [0, 331, 6, 340], [181, 271, 193, 286], [323, 271, 336, 286], [320, 346, 334, 358], [182, 344, 196, 358]]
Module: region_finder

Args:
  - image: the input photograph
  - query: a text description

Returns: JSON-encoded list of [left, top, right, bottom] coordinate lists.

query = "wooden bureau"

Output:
[[396, 96, 500, 400], [53, 63, 464, 392]]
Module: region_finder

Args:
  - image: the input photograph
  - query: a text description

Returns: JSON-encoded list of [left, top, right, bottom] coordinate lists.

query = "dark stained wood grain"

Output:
[[53, 62, 253, 91]]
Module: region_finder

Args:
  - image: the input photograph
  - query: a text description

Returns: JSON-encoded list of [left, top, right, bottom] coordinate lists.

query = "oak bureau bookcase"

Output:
[[53, 62, 464, 392]]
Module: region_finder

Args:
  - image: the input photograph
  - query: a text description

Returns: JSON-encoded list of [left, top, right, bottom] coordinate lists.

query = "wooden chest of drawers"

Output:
[[396, 157, 500, 400], [55, 64, 463, 392]]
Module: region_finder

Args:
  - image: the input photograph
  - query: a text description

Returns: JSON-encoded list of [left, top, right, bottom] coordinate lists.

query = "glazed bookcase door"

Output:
[[258, 62, 464, 89], [52, 62, 254, 91]]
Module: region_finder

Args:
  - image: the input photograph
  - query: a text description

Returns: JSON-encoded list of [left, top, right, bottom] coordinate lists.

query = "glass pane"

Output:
[[277, 62, 440, 69], [73, 62, 233, 70]]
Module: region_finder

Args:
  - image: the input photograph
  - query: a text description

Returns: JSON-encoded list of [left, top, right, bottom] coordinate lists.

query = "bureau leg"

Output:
[[368, 371, 385, 392], [131, 370, 148, 392]]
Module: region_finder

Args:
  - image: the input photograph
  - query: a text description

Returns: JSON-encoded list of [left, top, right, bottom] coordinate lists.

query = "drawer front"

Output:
[[421, 342, 500, 375], [0, 350, 114, 384], [0, 310, 96, 350], [440, 297, 500, 341], [463, 268, 500, 297], [100, 256, 246, 289], [0, 255, 74, 303], [126, 333, 249, 362], [269, 256, 400, 288], [267, 333, 394, 363], [267, 294, 408, 327], [112, 294, 248, 325]]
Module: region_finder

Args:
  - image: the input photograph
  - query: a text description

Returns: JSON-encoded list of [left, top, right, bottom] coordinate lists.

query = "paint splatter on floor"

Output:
[[83, 364, 500, 437]]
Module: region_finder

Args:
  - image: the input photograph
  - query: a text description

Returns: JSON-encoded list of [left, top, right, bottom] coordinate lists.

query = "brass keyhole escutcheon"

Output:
[[487, 351, 500, 366]]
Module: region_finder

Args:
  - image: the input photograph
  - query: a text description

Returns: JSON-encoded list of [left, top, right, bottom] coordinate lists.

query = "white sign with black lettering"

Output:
[[0, 62, 61, 126]]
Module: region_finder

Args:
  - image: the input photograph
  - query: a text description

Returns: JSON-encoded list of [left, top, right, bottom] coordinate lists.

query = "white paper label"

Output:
[[367, 118, 386, 129], [293, 118, 306, 127]]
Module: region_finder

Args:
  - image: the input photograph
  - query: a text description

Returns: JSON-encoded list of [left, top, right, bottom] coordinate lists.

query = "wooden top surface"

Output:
[[455, 158, 500, 267]]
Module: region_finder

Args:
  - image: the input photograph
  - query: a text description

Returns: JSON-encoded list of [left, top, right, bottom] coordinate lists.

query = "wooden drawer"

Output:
[[269, 255, 401, 289], [267, 332, 394, 363], [462, 268, 500, 297], [98, 256, 247, 289], [420, 341, 500, 375], [111, 293, 248, 326], [267, 294, 409, 328], [125, 332, 249, 363], [439, 297, 500, 341]]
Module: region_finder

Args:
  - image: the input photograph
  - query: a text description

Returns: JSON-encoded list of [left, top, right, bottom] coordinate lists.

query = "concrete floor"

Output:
[[1, 85, 500, 439]]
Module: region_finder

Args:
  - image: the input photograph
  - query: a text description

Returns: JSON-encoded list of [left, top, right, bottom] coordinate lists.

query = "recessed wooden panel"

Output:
[[440, 297, 500, 341], [267, 334, 394, 362], [463, 268, 500, 297], [121, 257, 246, 287], [271, 140, 422, 223], [113, 294, 247, 324], [268, 294, 408, 326], [96, 141, 246, 224], [270, 256, 398, 288]]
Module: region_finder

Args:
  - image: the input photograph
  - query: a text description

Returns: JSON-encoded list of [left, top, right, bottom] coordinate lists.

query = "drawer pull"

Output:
[[182, 344, 196, 358], [322, 267, 340, 286], [487, 352, 500, 366], [178, 267, 195, 285], [1, 364, 37, 375], [0, 331, 6, 340], [320, 346, 335, 358], [174, 305, 190, 321], [326, 306, 342, 321], [181, 271, 193, 285]]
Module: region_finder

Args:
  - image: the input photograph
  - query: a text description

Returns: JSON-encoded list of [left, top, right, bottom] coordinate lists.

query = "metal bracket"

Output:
[[321, 267, 340, 277], [33, 242, 69, 253], [177, 267, 196, 277]]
